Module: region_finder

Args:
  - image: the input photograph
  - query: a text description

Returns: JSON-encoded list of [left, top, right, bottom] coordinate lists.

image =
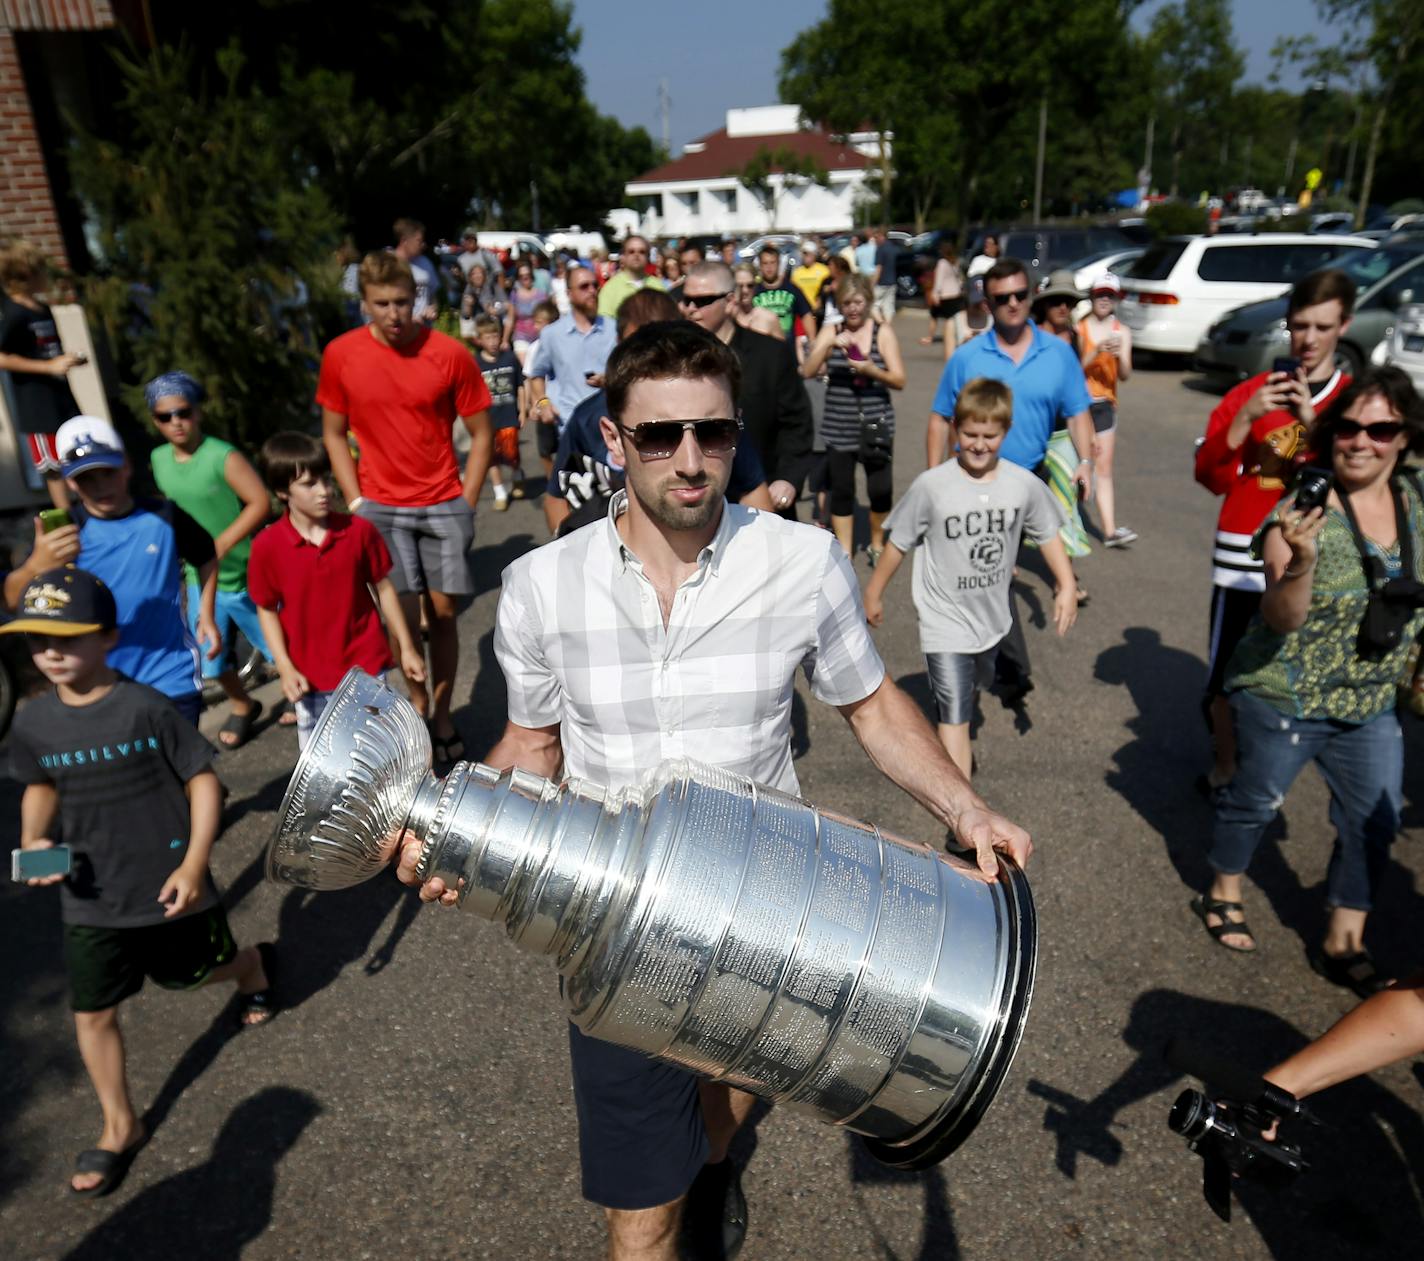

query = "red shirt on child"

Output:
[[316, 326, 491, 506], [247, 512, 394, 692]]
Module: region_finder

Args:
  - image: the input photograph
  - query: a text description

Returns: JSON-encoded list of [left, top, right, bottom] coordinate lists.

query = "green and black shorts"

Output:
[[62, 905, 237, 1013]]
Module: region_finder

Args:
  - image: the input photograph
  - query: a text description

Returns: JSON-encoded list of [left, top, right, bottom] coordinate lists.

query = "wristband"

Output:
[[1076, 457, 1093, 468], [535, 397, 553, 411], [348, 496, 365, 512]]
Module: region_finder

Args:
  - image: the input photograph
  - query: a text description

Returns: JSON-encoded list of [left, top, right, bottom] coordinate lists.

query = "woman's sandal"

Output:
[[432, 732, 466, 765], [1189, 894, 1256, 952], [1308, 945, 1392, 998]]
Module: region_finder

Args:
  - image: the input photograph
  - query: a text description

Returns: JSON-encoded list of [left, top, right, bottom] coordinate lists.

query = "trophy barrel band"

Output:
[[412, 766, 469, 885], [859, 861, 1037, 1170]]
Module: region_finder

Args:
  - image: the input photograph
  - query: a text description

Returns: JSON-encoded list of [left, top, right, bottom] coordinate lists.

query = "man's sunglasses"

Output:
[[152, 406, 194, 423], [678, 291, 730, 309], [617, 418, 741, 460], [1333, 419, 1404, 443], [989, 288, 1030, 308]]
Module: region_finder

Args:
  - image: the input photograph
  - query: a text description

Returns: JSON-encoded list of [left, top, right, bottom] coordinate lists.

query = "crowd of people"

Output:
[[4, 218, 1424, 1259]]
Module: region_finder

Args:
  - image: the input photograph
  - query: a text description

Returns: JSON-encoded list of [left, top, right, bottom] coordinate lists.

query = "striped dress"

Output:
[[822, 324, 895, 454]]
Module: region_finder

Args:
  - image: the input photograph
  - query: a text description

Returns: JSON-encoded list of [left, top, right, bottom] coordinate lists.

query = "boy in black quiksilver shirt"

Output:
[[6, 567, 275, 1198]]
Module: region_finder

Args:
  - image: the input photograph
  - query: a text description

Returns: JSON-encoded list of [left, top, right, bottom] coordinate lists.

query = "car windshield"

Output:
[[1066, 247, 1131, 271], [1126, 242, 1188, 281], [1336, 245, 1421, 287]]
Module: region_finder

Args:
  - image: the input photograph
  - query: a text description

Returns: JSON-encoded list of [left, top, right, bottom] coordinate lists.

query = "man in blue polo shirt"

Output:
[[526, 266, 617, 532], [926, 257, 1095, 700]]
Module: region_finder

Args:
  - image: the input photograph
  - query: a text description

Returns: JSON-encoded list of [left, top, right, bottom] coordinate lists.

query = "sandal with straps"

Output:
[[1190, 894, 1257, 953], [1308, 945, 1392, 999]]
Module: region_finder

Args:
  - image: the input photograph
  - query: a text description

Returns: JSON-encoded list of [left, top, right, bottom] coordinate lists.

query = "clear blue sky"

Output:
[[570, 1, 1339, 153]]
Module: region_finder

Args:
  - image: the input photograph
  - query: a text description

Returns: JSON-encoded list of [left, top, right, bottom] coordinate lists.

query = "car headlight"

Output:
[[1371, 338, 1391, 366], [1251, 319, 1289, 345]]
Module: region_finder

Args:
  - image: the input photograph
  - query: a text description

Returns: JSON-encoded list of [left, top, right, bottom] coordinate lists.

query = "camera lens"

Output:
[[1168, 1089, 1214, 1140]]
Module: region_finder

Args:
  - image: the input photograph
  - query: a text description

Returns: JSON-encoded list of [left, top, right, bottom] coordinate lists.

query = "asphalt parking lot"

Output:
[[2, 325, 1421, 1260]]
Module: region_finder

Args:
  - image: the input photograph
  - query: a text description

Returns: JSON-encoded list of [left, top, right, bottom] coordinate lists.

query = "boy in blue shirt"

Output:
[[3, 416, 222, 724]]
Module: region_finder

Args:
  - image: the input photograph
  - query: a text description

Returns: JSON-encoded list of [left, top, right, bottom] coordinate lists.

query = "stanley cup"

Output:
[[265, 669, 1036, 1169]]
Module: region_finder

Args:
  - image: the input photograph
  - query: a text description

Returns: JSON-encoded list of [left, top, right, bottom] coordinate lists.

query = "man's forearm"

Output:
[[845, 679, 985, 829], [460, 411, 494, 506], [482, 727, 563, 780], [321, 411, 363, 505], [927, 413, 952, 468], [1067, 412, 1094, 463], [1266, 972, 1424, 1101]]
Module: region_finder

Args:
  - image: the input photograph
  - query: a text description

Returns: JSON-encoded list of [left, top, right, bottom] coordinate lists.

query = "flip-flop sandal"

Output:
[[217, 699, 264, 749], [236, 941, 280, 1029], [277, 700, 299, 727], [1190, 894, 1256, 952], [71, 1131, 148, 1198]]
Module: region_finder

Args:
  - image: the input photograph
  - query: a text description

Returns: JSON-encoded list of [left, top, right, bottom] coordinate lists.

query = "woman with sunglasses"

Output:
[[803, 273, 906, 564], [1194, 367, 1424, 998]]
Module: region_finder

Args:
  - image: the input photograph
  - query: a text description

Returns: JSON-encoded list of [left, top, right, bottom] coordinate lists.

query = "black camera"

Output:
[[1164, 1040, 1318, 1221], [1293, 467, 1332, 514]]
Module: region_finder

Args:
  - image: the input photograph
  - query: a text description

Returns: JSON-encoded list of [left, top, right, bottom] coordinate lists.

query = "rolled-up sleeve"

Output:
[[493, 563, 562, 728], [805, 543, 885, 706]]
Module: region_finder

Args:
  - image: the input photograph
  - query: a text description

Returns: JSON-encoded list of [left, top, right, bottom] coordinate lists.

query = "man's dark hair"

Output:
[[984, 257, 1029, 287], [1288, 268, 1357, 320], [616, 289, 681, 340], [605, 321, 742, 422], [758, 244, 780, 259], [259, 431, 331, 495], [1316, 365, 1424, 455]]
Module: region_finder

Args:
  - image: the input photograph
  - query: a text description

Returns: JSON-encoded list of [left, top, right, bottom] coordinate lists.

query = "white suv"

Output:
[[1118, 233, 1375, 354]]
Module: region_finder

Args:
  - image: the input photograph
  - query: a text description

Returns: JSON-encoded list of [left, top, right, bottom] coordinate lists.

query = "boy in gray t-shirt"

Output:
[[864, 378, 1076, 777]]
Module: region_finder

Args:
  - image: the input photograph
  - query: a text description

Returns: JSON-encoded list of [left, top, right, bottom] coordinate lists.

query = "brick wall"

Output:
[[0, 0, 116, 269]]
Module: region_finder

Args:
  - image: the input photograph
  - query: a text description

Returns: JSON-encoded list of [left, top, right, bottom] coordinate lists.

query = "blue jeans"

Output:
[[1208, 690, 1403, 911]]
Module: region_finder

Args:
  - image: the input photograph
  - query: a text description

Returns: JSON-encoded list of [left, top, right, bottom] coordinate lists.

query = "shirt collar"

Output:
[[603, 489, 731, 577]]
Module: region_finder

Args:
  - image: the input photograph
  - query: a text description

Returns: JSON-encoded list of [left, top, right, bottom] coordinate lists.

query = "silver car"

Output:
[[1193, 243, 1424, 381], [1384, 303, 1424, 391]]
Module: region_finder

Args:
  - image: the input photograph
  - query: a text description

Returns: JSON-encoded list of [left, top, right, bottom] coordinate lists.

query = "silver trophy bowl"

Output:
[[266, 669, 1036, 1169]]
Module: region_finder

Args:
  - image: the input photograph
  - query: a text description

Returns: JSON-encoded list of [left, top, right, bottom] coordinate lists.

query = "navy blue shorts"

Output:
[[567, 1021, 708, 1210]]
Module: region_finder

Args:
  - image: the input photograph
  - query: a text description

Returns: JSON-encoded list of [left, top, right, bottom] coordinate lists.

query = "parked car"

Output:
[[1118, 232, 1376, 356], [737, 234, 804, 275], [963, 224, 1136, 287], [1383, 302, 1424, 392], [1192, 242, 1424, 381], [1056, 246, 1146, 293]]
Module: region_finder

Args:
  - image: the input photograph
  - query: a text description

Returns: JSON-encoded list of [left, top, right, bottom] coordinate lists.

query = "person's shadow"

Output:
[[1025, 987, 1424, 1257], [62, 1087, 320, 1261], [844, 1134, 960, 1259]]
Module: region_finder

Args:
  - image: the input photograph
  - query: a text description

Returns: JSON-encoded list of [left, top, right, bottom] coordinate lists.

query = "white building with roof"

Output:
[[624, 105, 888, 239]]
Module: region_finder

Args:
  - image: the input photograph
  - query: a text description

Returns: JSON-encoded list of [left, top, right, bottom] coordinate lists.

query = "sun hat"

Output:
[[1035, 269, 1083, 305]]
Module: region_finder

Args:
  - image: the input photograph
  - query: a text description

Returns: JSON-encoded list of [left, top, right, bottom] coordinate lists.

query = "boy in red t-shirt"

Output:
[[248, 432, 425, 748], [1194, 268, 1355, 792], [317, 251, 491, 764]]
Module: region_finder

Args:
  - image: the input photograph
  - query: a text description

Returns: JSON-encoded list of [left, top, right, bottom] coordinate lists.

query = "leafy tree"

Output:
[[67, 42, 343, 448], [727, 146, 830, 231]]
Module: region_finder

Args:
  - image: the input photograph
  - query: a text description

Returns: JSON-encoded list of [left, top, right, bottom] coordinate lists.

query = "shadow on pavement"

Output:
[[62, 1087, 320, 1261], [1095, 627, 1216, 891], [1025, 987, 1424, 1259], [846, 1135, 960, 1260], [461, 627, 509, 763], [473, 531, 538, 600]]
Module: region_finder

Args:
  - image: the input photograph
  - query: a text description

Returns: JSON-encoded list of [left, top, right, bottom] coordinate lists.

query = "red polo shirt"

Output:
[[247, 512, 394, 692], [316, 325, 491, 506]]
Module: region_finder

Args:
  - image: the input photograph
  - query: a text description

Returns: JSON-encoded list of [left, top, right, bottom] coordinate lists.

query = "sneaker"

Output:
[[1104, 526, 1138, 548], [681, 1160, 748, 1260], [509, 478, 526, 500], [492, 495, 510, 512]]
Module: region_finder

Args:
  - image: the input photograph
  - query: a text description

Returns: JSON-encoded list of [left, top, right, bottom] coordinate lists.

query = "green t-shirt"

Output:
[[1227, 476, 1424, 722], [150, 436, 252, 591]]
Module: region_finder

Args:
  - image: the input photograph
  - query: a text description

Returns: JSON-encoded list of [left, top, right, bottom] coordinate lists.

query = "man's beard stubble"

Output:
[[631, 475, 724, 533]]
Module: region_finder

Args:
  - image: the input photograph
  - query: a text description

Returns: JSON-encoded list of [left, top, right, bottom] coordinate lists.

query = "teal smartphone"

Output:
[[12, 846, 72, 881]]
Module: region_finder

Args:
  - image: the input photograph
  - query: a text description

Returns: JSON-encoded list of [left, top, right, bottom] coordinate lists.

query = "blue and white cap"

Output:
[[56, 415, 126, 478]]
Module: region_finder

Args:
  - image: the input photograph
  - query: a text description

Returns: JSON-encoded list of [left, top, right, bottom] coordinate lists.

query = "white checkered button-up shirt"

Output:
[[495, 492, 886, 795]]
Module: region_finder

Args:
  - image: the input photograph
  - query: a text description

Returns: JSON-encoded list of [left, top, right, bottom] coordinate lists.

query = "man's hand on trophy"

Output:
[[952, 807, 1033, 880], [394, 828, 463, 906]]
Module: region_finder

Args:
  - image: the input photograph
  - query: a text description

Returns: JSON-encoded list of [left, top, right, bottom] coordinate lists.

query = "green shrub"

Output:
[[1145, 202, 1207, 238]]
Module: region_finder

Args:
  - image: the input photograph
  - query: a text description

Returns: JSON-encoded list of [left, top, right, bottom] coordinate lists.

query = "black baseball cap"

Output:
[[1, 566, 117, 637]]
